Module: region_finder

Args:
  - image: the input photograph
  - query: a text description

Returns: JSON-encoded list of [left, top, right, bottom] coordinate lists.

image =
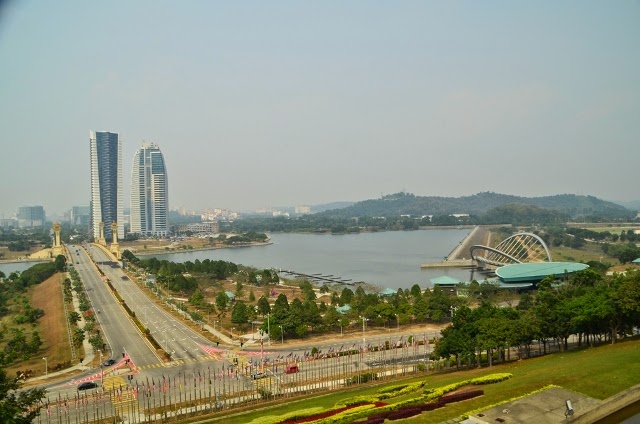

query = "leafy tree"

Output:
[[272, 293, 289, 324], [339, 288, 354, 306], [54, 254, 66, 272], [248, 290, 256, 302], [299, 280, 316, 302], [189, 289, 205, 307], [0, 368, 46, 423], [72, 328, 85, 348], [257, 296, 271, 316], [68, 312, 81, 325], [231, 302, 248, 324], [215, 292, 228, 315]]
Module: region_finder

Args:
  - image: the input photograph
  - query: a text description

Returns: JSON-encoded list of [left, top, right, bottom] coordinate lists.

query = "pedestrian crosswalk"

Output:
[[106, 377, 137, 414], [138, 354, 219, 370], [103, 375, 127, 391]]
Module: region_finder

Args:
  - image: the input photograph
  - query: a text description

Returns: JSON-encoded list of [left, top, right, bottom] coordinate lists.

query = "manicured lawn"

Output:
[[213, 337, 640, 424]]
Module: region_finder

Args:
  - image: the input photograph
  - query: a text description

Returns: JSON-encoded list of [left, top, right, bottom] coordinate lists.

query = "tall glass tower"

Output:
[[130, 143, 169, 237], [90, 130, 124, 241]]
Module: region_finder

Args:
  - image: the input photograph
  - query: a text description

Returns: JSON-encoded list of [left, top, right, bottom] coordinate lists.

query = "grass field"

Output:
[[213, 337, 640, 424], [1, 273, 73, 379]]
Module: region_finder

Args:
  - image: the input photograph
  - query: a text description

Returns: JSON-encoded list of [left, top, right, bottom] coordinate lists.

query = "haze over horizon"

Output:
[[1, 2, 639, 217]]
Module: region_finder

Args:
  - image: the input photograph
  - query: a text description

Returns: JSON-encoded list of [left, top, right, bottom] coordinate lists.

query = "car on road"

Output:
[[251, 372, 267, 380], [103, 359, 116, 366], [77, 381, 98, 391], [285, 364, 298, 374]]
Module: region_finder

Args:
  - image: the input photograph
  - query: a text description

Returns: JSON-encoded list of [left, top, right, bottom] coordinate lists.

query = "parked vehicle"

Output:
[[103, 359, 116, 366], [251, 372, 266, 380]]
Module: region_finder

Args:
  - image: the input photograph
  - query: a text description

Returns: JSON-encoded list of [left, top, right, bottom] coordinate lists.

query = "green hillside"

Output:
[[319, 192, 630, 219]]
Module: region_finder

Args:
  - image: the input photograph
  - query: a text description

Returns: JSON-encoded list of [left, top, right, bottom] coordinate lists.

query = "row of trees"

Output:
[[435, 269, 640, 368]]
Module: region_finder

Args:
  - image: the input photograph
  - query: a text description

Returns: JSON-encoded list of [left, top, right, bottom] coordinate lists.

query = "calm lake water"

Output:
[[149, 229, 475, 290], [0, 260, 48, 276]]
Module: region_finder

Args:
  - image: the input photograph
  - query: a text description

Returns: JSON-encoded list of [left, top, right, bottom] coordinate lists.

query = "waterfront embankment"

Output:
[[131, 241, 273, 257], [421, 225, 490, 268]]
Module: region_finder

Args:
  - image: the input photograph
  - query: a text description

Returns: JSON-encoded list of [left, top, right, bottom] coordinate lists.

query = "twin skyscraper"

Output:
[[89, 130, 169, 242]]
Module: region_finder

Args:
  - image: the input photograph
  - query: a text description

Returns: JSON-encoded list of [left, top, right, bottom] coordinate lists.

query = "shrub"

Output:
[[440, 390, 484, 404], [388, 407, 422, 420]]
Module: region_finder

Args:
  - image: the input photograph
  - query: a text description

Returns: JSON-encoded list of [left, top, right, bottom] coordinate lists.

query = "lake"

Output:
[[0, 260, 49, 276], [148, 229, 475, 290]]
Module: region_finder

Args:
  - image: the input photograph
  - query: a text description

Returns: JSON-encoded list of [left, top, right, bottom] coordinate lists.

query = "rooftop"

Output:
[[496, 262, 589, 283]]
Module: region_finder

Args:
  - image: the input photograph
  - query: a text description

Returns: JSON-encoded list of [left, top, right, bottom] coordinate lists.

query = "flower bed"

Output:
[[388, 406, 422, 421], [440, 389, 484, 404]]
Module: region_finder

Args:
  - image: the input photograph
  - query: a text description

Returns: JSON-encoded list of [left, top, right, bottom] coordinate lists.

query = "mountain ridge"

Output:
[[315, 192, 630, 219]]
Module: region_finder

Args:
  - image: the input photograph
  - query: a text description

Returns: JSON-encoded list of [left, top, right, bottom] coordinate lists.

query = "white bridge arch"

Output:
[[470, 232, 552, 268]]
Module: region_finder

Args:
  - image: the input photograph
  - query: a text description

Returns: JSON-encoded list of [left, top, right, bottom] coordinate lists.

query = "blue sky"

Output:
[[1, 1, 639, 216]]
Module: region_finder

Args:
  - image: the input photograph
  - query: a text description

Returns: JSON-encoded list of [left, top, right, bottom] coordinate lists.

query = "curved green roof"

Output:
[[496, 262, 589, 283]]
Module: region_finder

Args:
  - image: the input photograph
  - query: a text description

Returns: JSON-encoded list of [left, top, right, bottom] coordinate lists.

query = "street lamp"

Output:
[[231, 327, 235, 339], [42, 357, 48, 375], [360, 316, 368, 351], [279, 325, 284, 344], [267, 313, 271, 346], [99, 351, 104, 385], [340, 320, 343, 337], [395, 314, 400, 330]]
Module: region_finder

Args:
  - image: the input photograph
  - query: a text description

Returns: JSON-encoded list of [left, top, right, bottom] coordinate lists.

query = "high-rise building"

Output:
[[90, 130, 124, 241], [17, 206, 46, 227], [70, 206, 91, 227], [130, 143, 169, 237]]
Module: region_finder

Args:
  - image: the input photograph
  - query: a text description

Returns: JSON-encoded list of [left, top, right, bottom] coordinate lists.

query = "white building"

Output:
[[130, 143, 169, 237], [90, 130, 124, 241]]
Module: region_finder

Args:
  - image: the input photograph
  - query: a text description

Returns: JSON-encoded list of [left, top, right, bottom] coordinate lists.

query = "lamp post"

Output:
[[42, 357, 48, 376], [267, 313, 271, 346], [395, 314, 400, 330], [340, 320, 343, 337], [279, 325, 284, 344], [231, 327, 235, 340], [360, 316, 368, 351], [99, 351, 104, 385]]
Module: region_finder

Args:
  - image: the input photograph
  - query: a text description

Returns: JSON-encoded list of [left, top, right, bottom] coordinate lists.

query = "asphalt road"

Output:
[[71, 245, 158, 367], [87, 245, 220, 364]]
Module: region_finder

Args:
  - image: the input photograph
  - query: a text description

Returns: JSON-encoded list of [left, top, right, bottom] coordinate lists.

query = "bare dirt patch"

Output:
[[3, 273, 72, 378]]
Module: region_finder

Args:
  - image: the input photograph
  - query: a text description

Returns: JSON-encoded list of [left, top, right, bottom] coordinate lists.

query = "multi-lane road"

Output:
[[86, 244, 217, 364], [33, 244, 439, 422]]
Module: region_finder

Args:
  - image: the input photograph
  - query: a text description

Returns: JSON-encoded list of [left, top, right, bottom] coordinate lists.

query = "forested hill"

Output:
[[317, 192, 630, 219]]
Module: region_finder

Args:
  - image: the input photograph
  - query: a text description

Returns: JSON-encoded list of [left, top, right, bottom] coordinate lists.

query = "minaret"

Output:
[[98, 222, 106, 246], [109, 221, 121, 259], [51, 222, 63, 256]]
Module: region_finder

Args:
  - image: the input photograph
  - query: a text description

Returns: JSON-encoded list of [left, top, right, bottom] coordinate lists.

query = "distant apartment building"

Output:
[[18, 206, 46, 227], [201, 208, 239, 221], [90, 130, 124, 241], [0, 218, 17, 228], [130, 143, 169, 237], [70, 206, 91, 227], [295, 205, 311, 214], [176, 221, 218, 235]]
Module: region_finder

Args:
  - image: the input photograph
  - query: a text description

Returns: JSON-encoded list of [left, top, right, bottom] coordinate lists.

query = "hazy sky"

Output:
[[1, 1, 639, 217]]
